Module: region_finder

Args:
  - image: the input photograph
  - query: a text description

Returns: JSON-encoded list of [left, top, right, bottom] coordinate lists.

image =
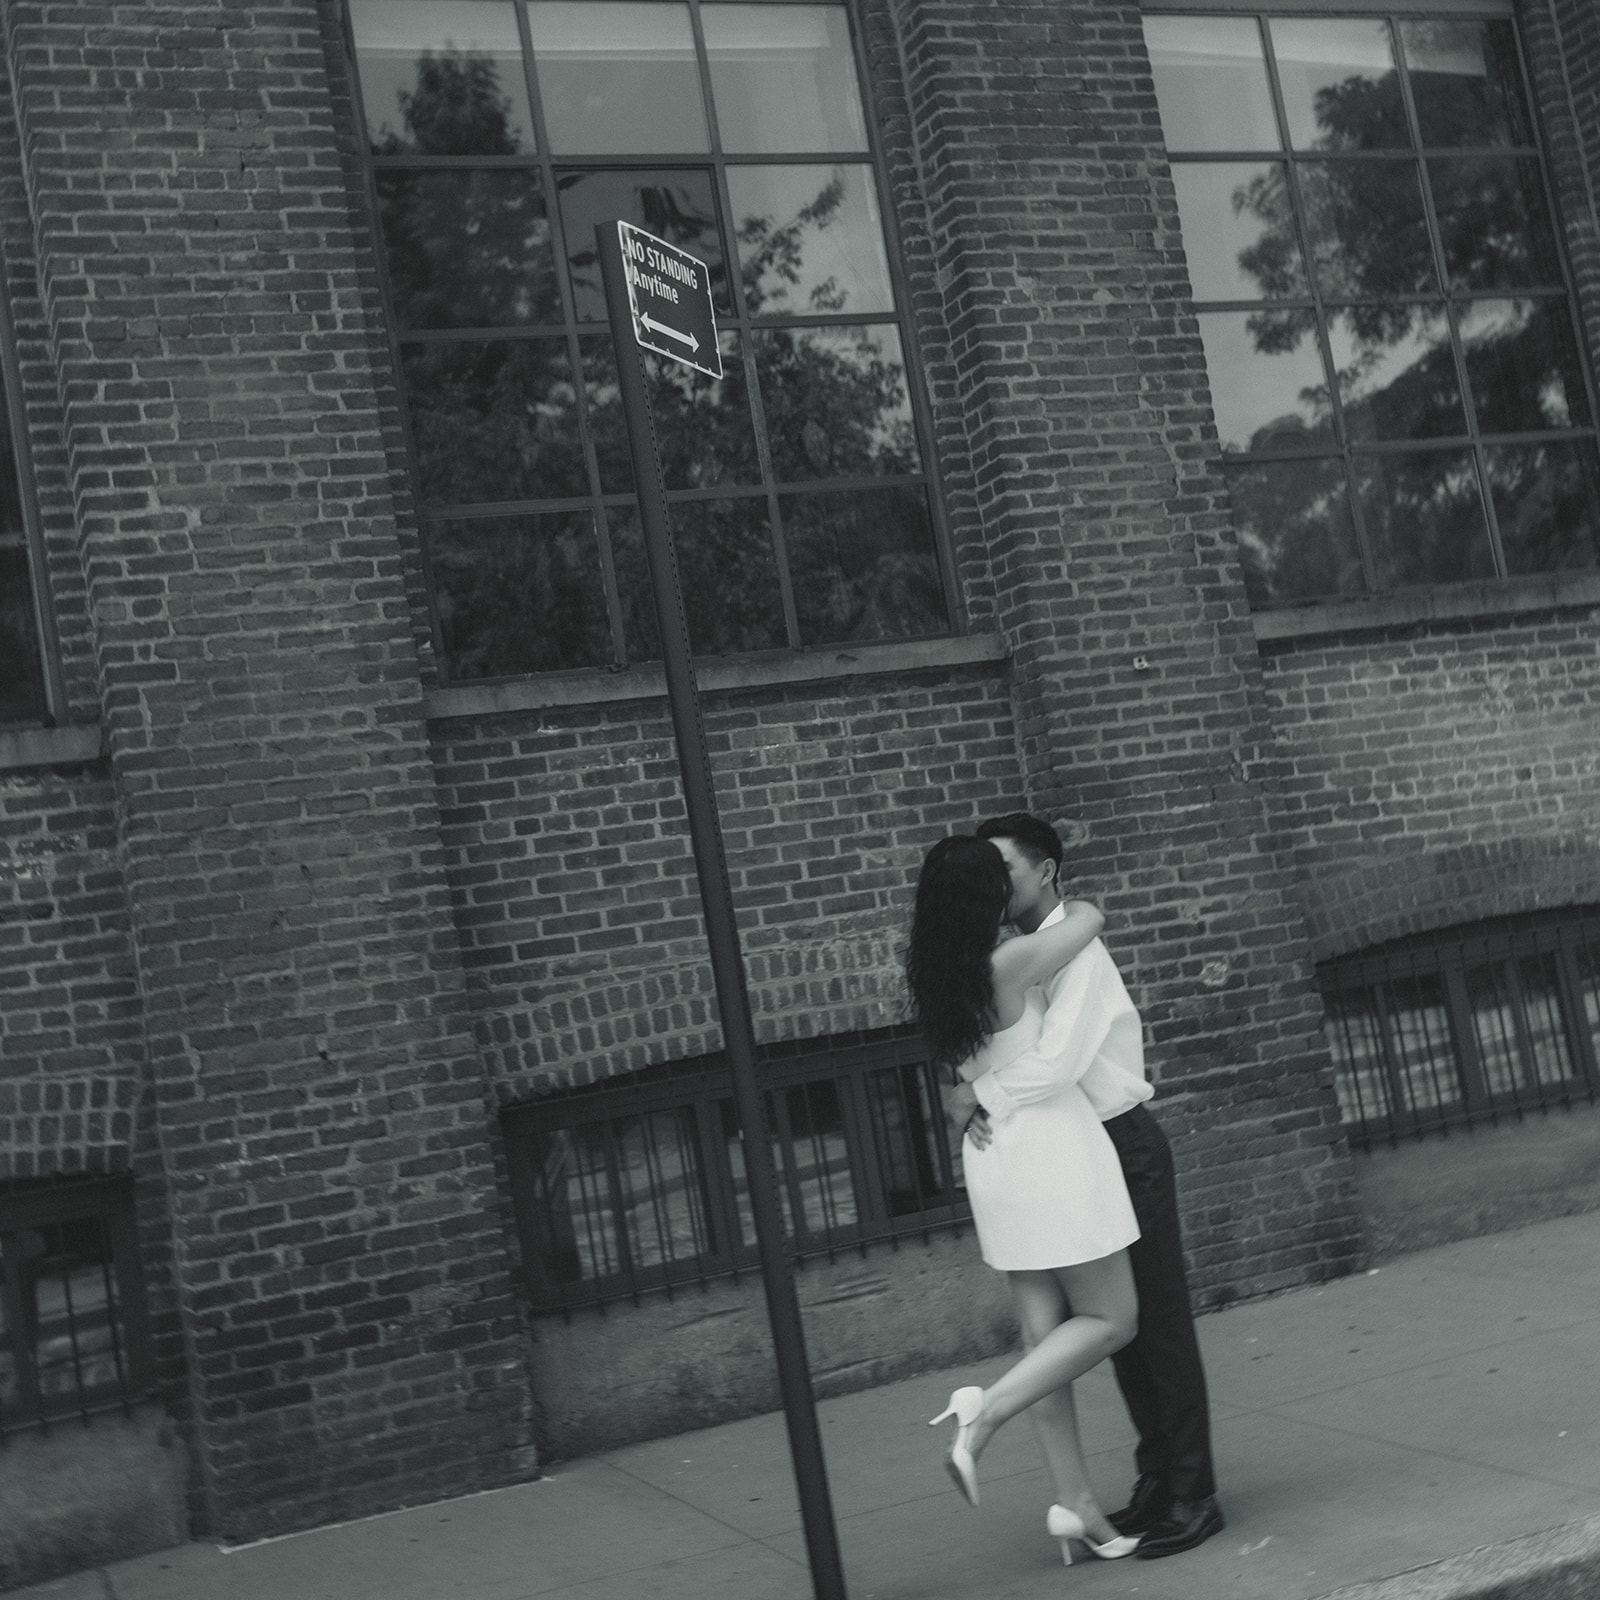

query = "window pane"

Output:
[[1382, 973, 1461, 1118], [1270, 18, 1407, 152], [1196, 311, 1331, 454], [1467, 959, 1524, 1098], [1221, 455, 1364, 606], [616, 1110, 718, 1271], [1460, 298, 1591, 434], [528, 2, 708, 155], [528, 1126, 619, 1284], [757, 324, 919, 479], [1, 546, 47, 726], [1299, 159, 1438, 299], [1428, 157, 1562, 291], [650, 333, 762, 491], [586, 333, 764, 494], [350, 0, 533, 155], [729, 164, 894, 316], [780, 485, 947, 645], [526, 1112, 716, 1287], [402, 339, 586, 504], [1486, 440, 1600, 576], [1579, 939, 1600, 1053], [558, 169, 726, 322], [866, 1061, 956, 1215], [24, 1219, 125, 1417], [1141, 15, 1279, 153], [772, 1080, 857, 1242], [1354, 449, 1492, 587], [580, 337, 630, 494], [703, 4, 867, 154], [1519, 952, 1580, 1089], [611, 497, 785, 658], [1323, 986, 1389, 1123], [376, 171, 560, 328], [1402, 20, 1532, 150], [1328, 303, 1465, 443], [426, 512, 611, 678], [1171, 163, 1307, 302]]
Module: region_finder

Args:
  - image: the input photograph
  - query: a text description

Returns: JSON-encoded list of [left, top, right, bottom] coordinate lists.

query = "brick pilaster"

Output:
[[878, 0, 1364, 1297], [3, 0, 533, 1536]]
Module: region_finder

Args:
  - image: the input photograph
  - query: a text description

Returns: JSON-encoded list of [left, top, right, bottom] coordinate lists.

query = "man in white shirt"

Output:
[[945, 813, 1223, 1560]]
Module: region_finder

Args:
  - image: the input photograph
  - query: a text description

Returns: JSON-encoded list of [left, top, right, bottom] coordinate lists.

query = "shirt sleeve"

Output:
[[970, 941, 1128, 1124]]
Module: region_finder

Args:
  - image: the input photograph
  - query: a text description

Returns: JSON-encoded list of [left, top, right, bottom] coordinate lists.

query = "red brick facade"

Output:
[[0, 0, 1595, 1546]]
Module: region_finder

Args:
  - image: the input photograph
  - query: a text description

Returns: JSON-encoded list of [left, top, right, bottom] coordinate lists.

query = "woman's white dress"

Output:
[[958, 990, 1140, 1270]]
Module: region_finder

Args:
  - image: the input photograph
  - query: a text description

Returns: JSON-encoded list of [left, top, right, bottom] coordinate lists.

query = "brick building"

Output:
[[2, 0, 1599, 1574]]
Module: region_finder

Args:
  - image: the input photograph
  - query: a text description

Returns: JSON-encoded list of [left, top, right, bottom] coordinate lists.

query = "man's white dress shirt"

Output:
[[970, 902, 1154, 1125]]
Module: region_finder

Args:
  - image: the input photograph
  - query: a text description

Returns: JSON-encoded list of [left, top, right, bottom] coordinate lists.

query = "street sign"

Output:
[[617, 221, 722, 380]]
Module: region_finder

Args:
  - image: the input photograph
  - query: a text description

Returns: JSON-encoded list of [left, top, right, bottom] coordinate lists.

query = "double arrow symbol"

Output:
[[639, 312, 699, 353]]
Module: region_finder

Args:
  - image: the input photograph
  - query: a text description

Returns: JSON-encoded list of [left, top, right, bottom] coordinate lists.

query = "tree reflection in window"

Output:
[[351, 0, 948, 679], [1144, 11, 1600, 609]]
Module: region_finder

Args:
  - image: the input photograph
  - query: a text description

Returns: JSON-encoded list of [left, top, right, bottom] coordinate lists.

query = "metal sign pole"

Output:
[[596, 222, 849, 1600]]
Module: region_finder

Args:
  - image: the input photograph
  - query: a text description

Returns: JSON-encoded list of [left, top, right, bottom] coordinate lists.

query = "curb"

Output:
[[1312, 1516, 1600, 1599]]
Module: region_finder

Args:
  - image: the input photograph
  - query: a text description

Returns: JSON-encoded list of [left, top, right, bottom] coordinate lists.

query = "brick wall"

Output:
[[17, 0, 1600, 1539], [873, 0, 1363, 1299], [431, 660, 1023, 1100], [0, 0, 136, 1179], [1, 0, 532, 1539], [1262, 606, 1600, 961]]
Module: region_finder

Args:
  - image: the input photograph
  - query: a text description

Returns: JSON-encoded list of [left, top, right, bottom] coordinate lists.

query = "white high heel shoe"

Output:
[[928, 1386, 984, 1506], [1045, 1504, 1141, 1565]]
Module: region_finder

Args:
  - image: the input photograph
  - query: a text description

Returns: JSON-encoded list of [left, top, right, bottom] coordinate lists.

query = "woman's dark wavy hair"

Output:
[[905, 835, 1011, 1075]]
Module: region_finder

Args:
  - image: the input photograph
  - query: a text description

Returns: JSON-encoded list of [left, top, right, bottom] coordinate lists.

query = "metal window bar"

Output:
[[1320, 908, 1600, 1151], [505, 1029, 970, 1316]]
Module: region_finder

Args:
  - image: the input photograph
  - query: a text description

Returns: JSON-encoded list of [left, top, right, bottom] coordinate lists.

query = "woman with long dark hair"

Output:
[[907, 835, 1141, 1566]]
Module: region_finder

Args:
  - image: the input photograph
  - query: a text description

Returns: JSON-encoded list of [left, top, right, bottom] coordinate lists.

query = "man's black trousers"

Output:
[[1101, 1103, 1216, 1502]]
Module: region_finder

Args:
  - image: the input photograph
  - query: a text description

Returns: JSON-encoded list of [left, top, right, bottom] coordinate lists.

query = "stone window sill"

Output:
[[423, 633, 1009, 719], [0, 723, 102, 771], [1252, 572, 1600, 645]]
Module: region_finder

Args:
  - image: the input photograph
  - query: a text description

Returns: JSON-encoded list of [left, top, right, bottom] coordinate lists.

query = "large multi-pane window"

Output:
[[347, 0, 951, 681], [1144, 9, 1600, 609]]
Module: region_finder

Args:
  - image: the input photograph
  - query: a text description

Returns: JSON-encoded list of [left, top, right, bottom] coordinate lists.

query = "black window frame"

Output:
[[503, 1026, 969, 1315], [340, 0, 959, 682], [0, 1176, 157, 1433], [1318, 906, 1600, 1151], [0, 270, 66, 730], [1143, 2, 1600, 610]]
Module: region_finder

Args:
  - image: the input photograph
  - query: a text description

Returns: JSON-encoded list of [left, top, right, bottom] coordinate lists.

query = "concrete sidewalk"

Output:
[[15, 1211, 1600, 1600]]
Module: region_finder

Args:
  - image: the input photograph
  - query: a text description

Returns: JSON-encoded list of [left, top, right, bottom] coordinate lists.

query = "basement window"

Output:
[[0, 1177, 156, 1433], [1317, 906, 1600, 1150], [503, 1027, 967, 1313]]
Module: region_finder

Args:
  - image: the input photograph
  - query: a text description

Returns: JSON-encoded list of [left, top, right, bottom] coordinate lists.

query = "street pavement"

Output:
[[13, 1210, 1600, 1600]]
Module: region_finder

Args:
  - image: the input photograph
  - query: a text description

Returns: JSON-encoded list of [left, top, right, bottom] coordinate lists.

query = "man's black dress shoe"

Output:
[[1107, 1473, 1170, 1536], [1134, 1495, 1225, 1559]]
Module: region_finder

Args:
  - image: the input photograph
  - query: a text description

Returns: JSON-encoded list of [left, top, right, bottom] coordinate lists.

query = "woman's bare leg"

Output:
[[964, 1251, 1137, 1536]]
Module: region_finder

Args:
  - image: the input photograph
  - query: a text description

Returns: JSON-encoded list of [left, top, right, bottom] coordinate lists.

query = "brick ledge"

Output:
[[423, 633, 1009, 718], [1254, 572, 1600, 644], [0, 723, 102, 771]]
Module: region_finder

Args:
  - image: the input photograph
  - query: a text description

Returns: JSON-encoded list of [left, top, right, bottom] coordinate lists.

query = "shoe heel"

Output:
[[1046, 1504, 1083, 1566], [930, 1387, 984, 1507]]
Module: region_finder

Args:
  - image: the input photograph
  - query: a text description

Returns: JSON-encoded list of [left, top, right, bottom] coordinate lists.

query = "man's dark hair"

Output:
[[975, 812, 1064, 881]]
